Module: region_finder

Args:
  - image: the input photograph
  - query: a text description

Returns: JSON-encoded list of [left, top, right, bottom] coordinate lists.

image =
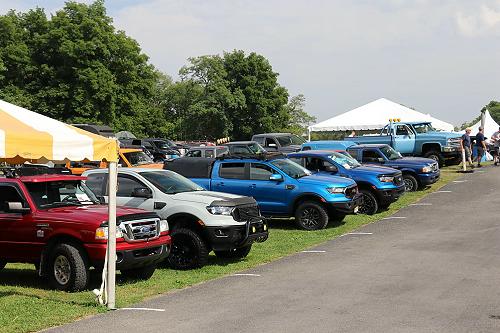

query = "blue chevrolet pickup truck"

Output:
[[301, 141, 440, 192], [163, 155, 362, 230], [342, 121, 462, 166], [288, 151, 405, 215]]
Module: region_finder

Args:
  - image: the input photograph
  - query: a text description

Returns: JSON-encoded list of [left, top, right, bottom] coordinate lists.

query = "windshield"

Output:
[[123, 151, 154, 166], [329, 152, 361, 169], [380, 146, 402, 160], [248, 143, 267, 154], [153, 140, 169, 149], [271, 159, 311, 179], [141, 170, 204, 194], [276, 135, 306, 147], [412, 123, 435, 134], [26, 180, 99, 209]]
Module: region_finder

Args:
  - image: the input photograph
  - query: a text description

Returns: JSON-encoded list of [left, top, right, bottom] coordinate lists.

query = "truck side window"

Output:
[[205, 150, 215, 158], [0, 185, 26, 212], [265, 138, 277, 147], [348, 149, 359, 160], [85, 173, 108, 196], [288, 157, 304, 166], [254, 137, 265, 145], [187, 150, 201, 157], [362, 150, 380, 163], [117, 175, 148, 197], [396, 125, 410, 136], [305, 158, 325, 171], [250, 163, 275, 180], [219, 163, 245, 179]]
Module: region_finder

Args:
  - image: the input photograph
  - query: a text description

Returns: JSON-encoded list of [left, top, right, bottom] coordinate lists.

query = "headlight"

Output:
[[326, 187, 346, 194], [95, 226, 123, 240], [206, 206, 234, 215], [159, 219, 169, 232], [378, 176, 395, 183], [421, 166, 432, 173]]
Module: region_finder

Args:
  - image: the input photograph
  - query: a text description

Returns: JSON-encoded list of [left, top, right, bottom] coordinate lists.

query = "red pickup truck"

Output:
[[0, 170, 171, 291]]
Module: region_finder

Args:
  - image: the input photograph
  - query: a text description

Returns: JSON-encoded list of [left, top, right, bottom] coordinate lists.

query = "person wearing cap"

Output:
[[475, 127, 487, 167], [460, 128, 474, 168], [491, 126, 500, 166]]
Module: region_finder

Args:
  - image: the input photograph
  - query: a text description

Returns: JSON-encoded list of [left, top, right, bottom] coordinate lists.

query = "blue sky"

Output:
[[2, 0, 500, 126]]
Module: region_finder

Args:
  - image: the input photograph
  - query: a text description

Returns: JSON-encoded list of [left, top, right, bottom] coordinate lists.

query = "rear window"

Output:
[[85, 173, 107, 196], [219, 163, 245, 179]]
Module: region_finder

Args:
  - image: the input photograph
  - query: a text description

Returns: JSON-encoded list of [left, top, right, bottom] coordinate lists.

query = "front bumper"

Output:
[[328, 193, 363, 214], [377, 186, 405, 205], [87, 235, 171, 270], [204, 219, 269, 252], [418, 170, 440, 185]]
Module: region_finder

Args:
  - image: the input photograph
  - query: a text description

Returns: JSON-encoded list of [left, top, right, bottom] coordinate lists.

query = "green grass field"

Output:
[[0, 167, 462, 333]]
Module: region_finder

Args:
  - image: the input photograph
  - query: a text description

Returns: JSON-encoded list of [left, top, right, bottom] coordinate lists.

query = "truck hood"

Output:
[[349, 165, 401, 176], [383, 157, 435, 168], [296, 174, 356, 187], [423, 131, 462, 141], [39, 205, 153, 227], [280, 145, 302, 153], [170, 190, 256, 206]]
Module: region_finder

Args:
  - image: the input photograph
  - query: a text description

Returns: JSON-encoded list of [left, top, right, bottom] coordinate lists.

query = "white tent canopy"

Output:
[[308, 98, 455, 132], [460, 110, 500, 139]]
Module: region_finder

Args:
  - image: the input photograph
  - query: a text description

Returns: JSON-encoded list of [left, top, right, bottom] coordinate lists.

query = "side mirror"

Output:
[[132, 187, 153, 198], [269, 174, 283, 182], [6, 202, 30, 214]]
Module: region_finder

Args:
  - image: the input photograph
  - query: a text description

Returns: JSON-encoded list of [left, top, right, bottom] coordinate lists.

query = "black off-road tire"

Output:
[[423, 151, 444, 167], [294, 201, 329, 230], [47, 243, 89, 292], [403, 174, 419, 192], [214, 245, 252, 259], [167, 228, 209, 270], [358, 190, 379, 215], [121, 264, 156, 280]]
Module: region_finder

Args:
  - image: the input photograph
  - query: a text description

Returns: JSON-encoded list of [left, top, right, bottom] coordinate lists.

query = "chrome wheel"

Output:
[[54, 255, 71, 285]]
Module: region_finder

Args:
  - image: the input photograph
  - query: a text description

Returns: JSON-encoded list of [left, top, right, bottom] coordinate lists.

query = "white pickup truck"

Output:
[[82, 168, 268, 270]]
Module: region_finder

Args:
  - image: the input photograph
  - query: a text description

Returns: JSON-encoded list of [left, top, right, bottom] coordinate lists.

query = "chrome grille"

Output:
[[121, 218, 160, 241], [232, 205, 261, 222], [344, 185, 358, 199]]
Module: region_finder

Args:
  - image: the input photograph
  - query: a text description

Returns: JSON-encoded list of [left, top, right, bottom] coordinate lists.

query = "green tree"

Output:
[[460, 101, 500, 130], [283, 94, 316, 134], [0, 1, 159, 136]]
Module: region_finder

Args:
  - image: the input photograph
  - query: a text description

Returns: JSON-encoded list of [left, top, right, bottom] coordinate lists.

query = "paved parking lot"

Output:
[[48, 167, 500, 333]]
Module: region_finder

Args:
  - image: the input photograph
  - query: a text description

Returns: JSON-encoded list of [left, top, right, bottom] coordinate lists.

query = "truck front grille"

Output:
[[232, 205, 261, 222], [121, 218, 160, 241], [344, 185, 358, 199]]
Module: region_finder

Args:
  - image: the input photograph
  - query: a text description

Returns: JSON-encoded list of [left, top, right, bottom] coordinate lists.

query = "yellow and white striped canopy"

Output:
[[0, 99, 118, 163]]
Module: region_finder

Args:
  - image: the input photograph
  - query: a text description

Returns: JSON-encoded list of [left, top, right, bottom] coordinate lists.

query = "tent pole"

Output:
[[481, 108, 487, 130], [106, 161, 117, 309]]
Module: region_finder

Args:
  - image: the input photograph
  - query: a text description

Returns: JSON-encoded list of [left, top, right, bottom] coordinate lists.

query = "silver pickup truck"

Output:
[[82, 168, 268, 270]]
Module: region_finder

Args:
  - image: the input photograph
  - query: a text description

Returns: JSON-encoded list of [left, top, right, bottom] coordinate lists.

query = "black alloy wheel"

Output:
[[294, 201, 329, 230], [358, 190, 379, 215], [167, 228, 208, 270]]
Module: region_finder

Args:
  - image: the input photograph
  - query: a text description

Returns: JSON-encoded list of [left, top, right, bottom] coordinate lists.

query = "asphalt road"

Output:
[[48, 166, 500, 333]]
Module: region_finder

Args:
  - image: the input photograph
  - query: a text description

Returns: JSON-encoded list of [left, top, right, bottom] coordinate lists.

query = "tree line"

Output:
[[0, 0, 315, 140]]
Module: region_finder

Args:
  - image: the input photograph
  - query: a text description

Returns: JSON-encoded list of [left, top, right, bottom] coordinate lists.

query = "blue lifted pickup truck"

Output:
[[342, 121, 462, 166], [288, 151, 405, 215], [163, 154, 362, 230], [301, 141, 440, 192]]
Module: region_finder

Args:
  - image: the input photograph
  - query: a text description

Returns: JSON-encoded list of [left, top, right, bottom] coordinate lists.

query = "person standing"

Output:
[[460, 128, 474, 168], [491, 126, 500, 166], [475, 127, 487, 167]]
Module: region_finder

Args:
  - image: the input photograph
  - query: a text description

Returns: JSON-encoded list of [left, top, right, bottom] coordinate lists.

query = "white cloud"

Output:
[[456, 2, 500, 37]]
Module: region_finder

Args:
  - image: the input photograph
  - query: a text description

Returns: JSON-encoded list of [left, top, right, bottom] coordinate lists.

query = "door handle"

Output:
[[216, 182, 225, 187]]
